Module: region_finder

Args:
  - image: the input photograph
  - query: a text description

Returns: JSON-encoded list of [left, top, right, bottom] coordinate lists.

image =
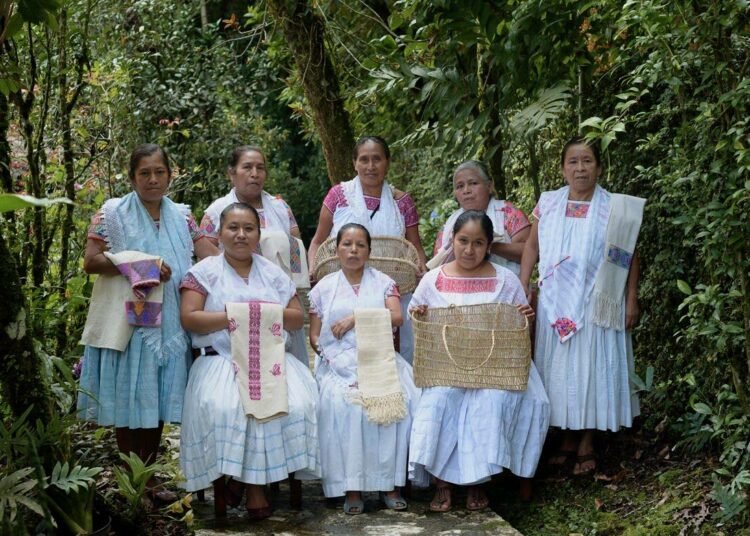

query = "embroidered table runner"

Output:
[[259, 230, 310, 290], [80, 251, 163, 351], [352, 308, 406, 425], [227, 301, 288, 422]]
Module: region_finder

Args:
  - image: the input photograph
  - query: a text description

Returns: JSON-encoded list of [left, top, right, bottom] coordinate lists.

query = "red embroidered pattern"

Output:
[[435, 270, 497, 293], [248, 302, 262, 401], [552, 317, 577, 339], [565, 201, 590, 218], [179, 273, 208, 297]]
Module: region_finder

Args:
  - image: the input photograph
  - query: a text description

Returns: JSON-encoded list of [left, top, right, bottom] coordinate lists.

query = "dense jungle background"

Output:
[[0, 0, 748, 534]]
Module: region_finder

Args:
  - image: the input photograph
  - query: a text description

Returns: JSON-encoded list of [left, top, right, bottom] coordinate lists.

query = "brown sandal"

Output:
[[573, 453, 597, 476]]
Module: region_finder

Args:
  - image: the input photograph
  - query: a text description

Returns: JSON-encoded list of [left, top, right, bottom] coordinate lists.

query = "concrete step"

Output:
[[192, 480, 521, 535]]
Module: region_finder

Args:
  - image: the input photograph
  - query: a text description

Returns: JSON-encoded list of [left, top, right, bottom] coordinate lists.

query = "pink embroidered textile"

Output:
[[226, 301, 288, 422], [434, 269, 498, 294], [322, 184, 419, 227]]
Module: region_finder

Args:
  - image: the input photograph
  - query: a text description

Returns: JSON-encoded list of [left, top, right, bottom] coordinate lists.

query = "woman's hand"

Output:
[[516, 303, 535, 320], [417, 261, 428, 279], [331, 315, 355, 339], [159, 260, 172, 282], [625, 297, 640, 329], [409, 304, 428, 316]]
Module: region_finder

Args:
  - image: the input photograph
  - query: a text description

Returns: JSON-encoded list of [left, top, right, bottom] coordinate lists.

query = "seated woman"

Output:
[[409, 210, 550, 511], [201, 145, 309, 365], [309, 223, 420, 514], [179, 202, 319, 520], [431, 161, 530, 275]]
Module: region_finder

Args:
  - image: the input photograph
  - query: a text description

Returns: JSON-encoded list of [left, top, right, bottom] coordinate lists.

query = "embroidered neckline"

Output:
[[435, 268, 497, 293]]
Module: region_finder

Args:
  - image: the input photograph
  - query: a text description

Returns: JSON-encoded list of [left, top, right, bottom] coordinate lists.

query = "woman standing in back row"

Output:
[[520, 136, 645, 476]]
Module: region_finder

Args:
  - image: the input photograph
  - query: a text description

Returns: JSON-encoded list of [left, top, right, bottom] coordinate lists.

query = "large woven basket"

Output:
[[314, 236, 421, 294], [412, 303, 531, 391]]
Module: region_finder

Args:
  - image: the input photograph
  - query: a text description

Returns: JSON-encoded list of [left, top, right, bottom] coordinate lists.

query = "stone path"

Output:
[[192, 480, 521, 535]]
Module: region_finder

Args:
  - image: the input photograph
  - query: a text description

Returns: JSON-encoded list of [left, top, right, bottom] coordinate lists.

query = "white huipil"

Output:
[[202, 188, 310, 366], [309, 266, 420, 497], [329, 176, 416, 364], [179, 253, 319, 491], [534, 186, 640, 431], [408, 265, 550, 486]]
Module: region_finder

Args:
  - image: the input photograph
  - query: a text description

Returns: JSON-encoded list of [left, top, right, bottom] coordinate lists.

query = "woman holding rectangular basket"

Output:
[[408, 210, 550, 511]]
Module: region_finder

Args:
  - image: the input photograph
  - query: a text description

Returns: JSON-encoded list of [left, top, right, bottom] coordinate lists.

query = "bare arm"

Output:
[[309, 313, 321, 353], [193, 236, 219, 260], [491, 226, 530, 263], [180, 289, 228, 334], [625, 250, 641, 329], [385, 295, 403, 327], [284, 296, 305, 331], [519, 219, 540, 298], [83, 238, 120, 276], [307, 205, 334, 277]]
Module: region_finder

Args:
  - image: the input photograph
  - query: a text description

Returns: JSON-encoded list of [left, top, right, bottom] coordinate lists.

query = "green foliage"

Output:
[[0, 468, 42, 526], [112, 451, 166, 525], [43, 462, 102, 535], [0, 193, 73, 212]]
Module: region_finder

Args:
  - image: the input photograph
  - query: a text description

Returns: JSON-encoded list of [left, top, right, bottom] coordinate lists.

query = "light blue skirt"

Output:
[[179, 353, 320, 491], [76, 330, 191, 429]]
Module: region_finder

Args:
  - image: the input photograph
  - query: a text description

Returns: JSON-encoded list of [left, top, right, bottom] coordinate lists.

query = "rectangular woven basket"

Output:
[[412, 303, 531, 391]]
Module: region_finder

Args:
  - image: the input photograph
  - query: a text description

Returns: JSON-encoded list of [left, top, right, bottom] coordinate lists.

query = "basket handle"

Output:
[[441, 324, 496, 371]]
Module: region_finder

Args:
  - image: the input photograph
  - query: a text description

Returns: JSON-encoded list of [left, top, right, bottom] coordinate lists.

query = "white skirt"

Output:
[[409, 365, 550, 485], [180, 353, 320, 491], [315, 354, 420, 497], [535, 296, 640, 431]]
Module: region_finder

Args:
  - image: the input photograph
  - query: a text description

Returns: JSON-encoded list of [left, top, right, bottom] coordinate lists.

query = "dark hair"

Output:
[[352, 136, 390, 161], [129, 143, 171, 181], [560, 136, 601, 167], [228, 145, 266, 169], [453, 209, 494, 260], [218, 202, 260, 232], [335, 223, 371, 251]]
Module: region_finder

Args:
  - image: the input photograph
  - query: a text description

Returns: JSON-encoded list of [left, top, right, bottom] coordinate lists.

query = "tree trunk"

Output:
[[477, 46, 505, 198], [265, 0, 354, 184], [0, 96, 53, 422]]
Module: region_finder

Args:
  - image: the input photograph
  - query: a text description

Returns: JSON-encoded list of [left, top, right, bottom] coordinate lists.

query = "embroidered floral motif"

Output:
[[552, 317, 577, 339], [565, 201, 590, 218], [435, 270, 497, 293], [125, 301, 162, 326], [270, 363, 282, 376], [227, 317, 237, 334], [199, 213, 216, 236], [269, 322, 282, 337], [606, 244, 633, 269], [248, 302, 262, 400]]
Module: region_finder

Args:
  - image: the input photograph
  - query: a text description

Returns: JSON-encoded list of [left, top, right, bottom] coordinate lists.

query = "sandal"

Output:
[[343, 496, 364, 515], [380, 491, 408, 511], [547, 448, 576, 468], [246, 505, 272, 521], [225, 478, 244, 508], [573, 453, 597, 476], [466, 486, 489, 511], [429, 485, 451, 512]]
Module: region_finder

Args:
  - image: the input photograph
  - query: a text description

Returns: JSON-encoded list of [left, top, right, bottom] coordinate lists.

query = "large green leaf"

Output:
[[0, 193, 73, 213]]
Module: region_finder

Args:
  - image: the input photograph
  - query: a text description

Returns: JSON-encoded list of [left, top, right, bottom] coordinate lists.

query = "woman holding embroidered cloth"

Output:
[[78, 143, 217, 502], [309, 223, 420, 514], [409, 211, 549, 511], [307, 136, 427, 363], [179, 203, 319, 520], [519, 136, 645, 476]]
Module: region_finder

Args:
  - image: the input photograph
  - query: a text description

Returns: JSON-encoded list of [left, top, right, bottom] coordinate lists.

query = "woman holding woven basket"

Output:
[[519, 137, 644, 476], [307, 136, 427, 363], [309, 223, 420, 514], [429, 160, 530, 275], [409, 211, 549, 511]]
